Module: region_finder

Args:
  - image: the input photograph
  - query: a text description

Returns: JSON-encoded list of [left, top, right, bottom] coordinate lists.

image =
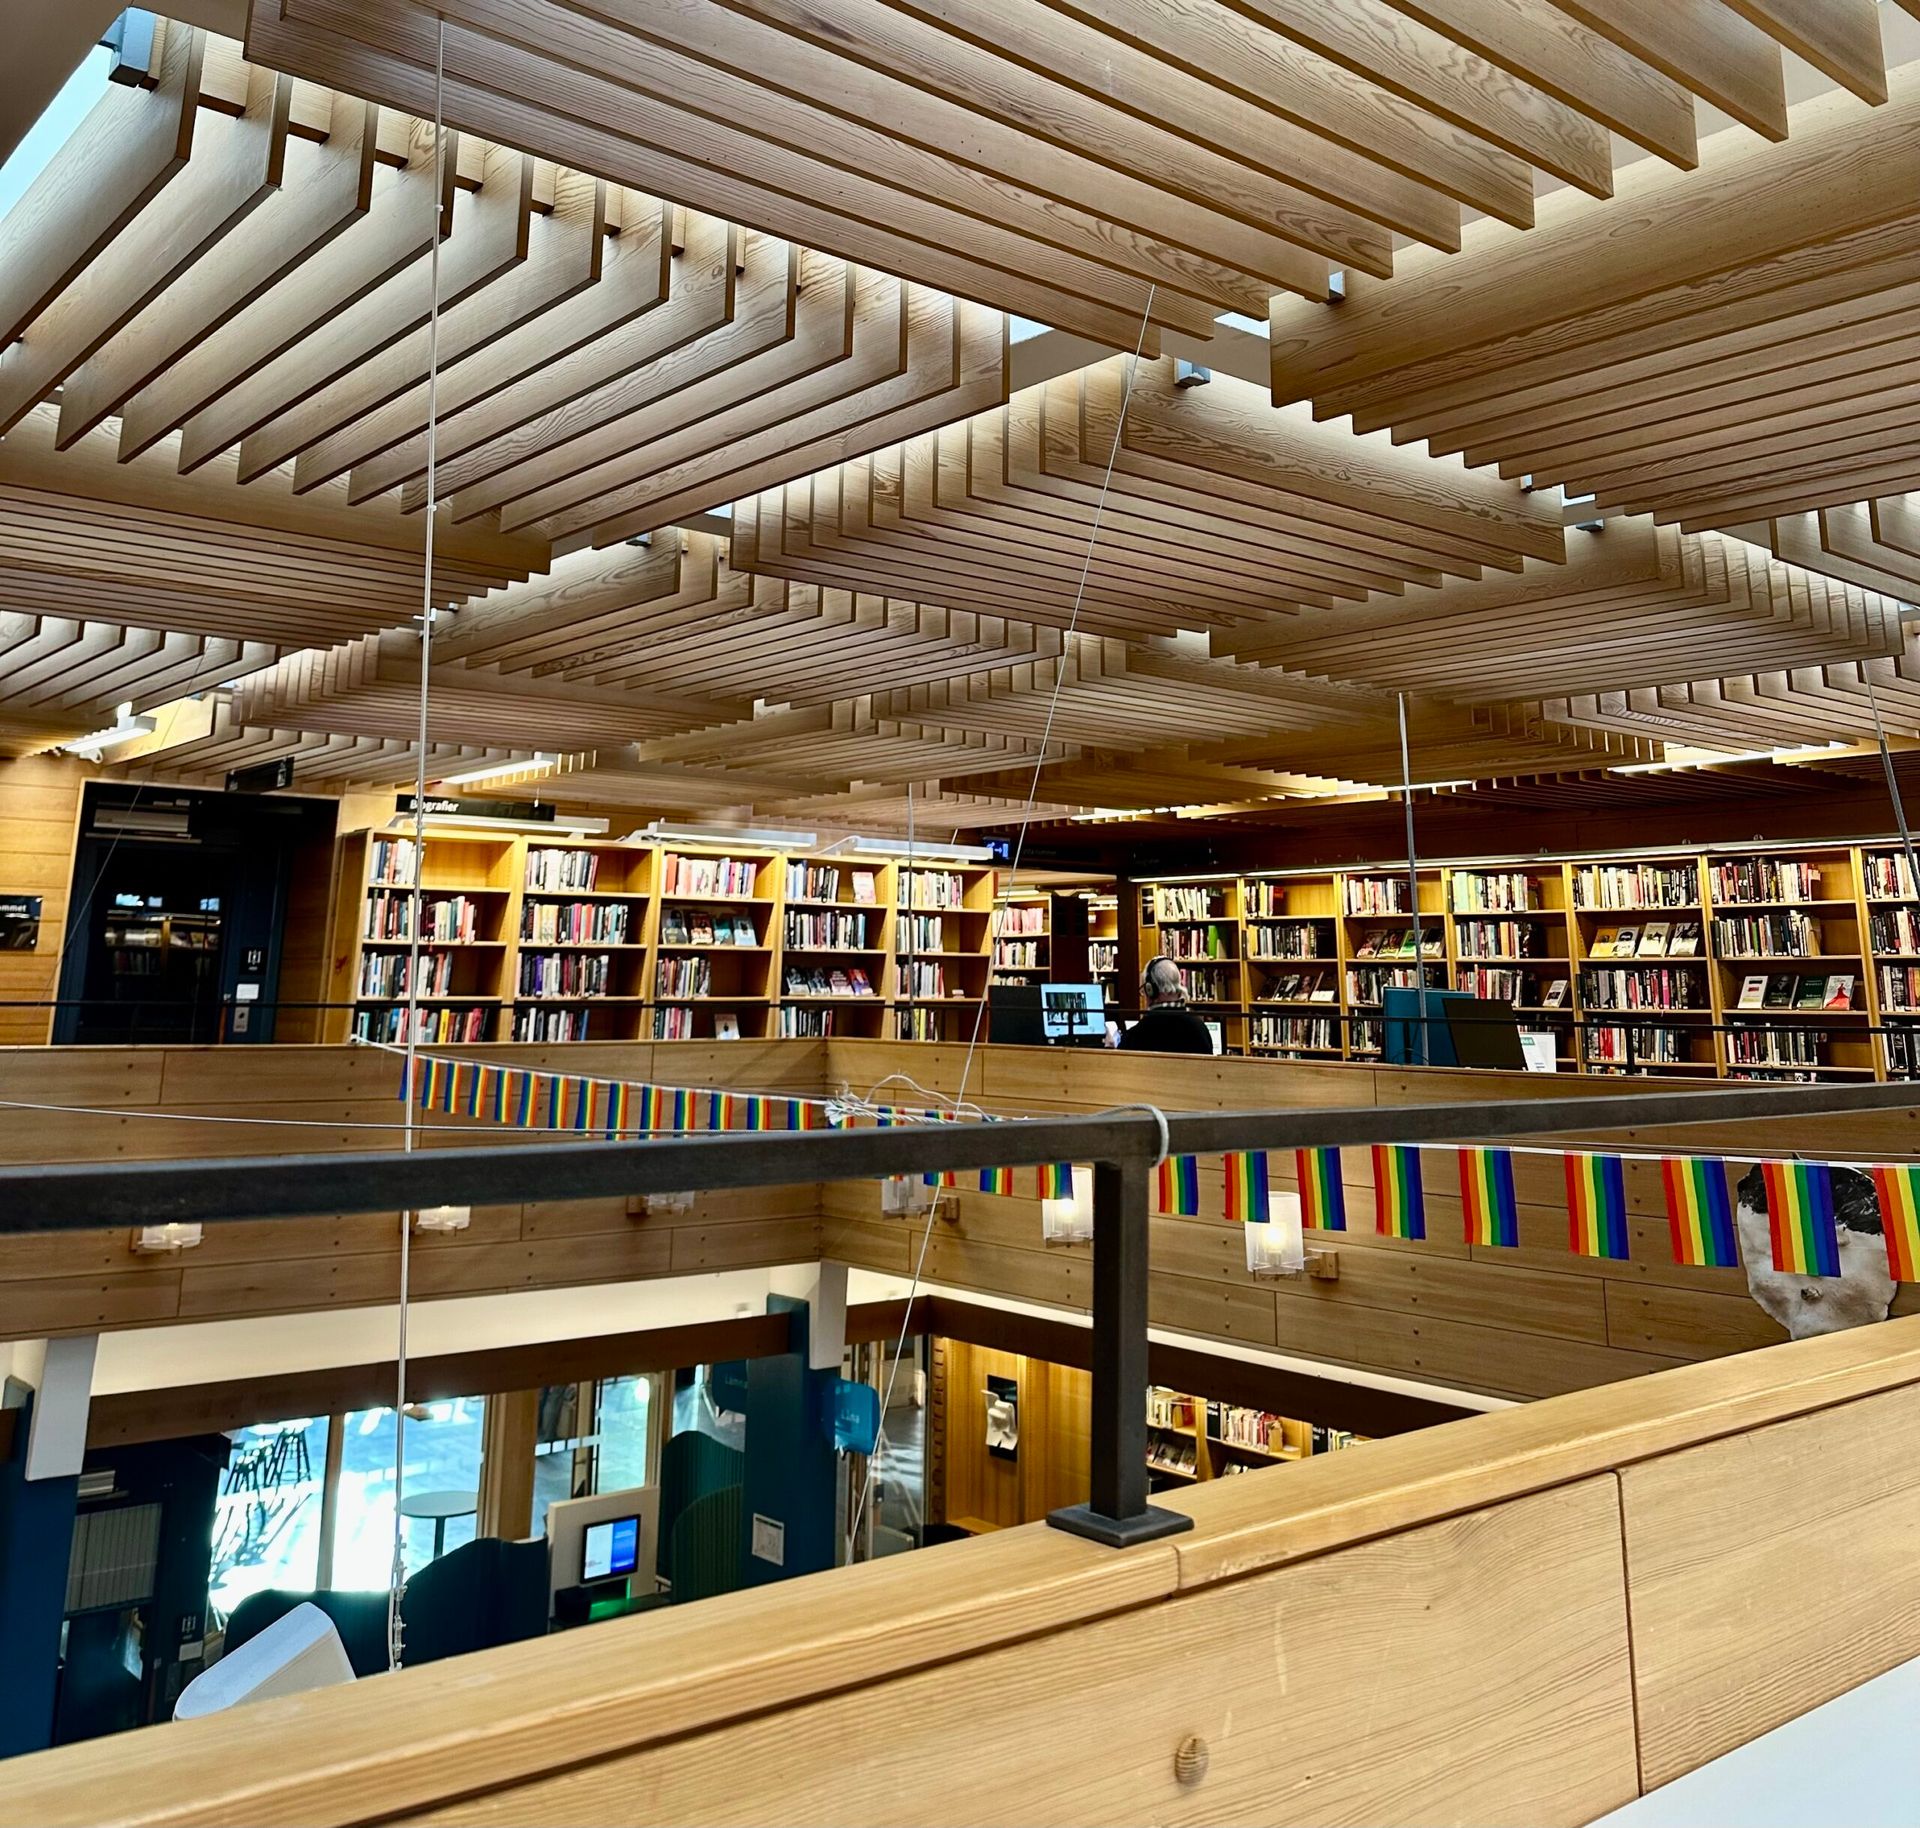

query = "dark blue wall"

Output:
[[739, 1294, 838, 1587], [0, 1396, 79, 1759]]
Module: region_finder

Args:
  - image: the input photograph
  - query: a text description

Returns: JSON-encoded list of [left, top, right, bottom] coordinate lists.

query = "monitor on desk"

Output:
[[581, 1514, 641, 1583], [1041, 982, 1105, 1045]]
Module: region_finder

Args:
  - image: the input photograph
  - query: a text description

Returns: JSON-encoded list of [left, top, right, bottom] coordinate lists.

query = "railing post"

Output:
[[1048, 1154, 1194, 1548]]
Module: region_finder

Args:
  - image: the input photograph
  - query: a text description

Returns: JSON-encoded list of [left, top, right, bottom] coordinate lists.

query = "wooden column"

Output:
[[477, 1389, 540, 1541]]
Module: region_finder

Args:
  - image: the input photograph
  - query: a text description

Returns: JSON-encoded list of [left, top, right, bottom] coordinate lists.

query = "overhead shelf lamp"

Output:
[[60, 703, 156, 761]]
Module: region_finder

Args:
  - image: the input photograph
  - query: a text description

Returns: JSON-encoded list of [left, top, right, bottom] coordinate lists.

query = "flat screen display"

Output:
[[581, 1514, 640, 1582], [1040, 982, 1105, 1041]]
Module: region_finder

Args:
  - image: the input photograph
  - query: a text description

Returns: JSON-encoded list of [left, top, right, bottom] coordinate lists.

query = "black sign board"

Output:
[[394, 794, 554, 823], [227, 756, 295, 794], [0, 896, 42, 951]]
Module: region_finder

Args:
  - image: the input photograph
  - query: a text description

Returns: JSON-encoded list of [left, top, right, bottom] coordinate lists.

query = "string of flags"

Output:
[[389, 1048, 1919, 1283]]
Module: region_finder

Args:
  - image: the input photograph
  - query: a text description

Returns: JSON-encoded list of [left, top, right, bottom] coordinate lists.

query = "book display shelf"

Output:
[[1146, 1385, 1368, 1492], [990, 891, 1051, 987], [327, 833, 996, 1046], [1139, 877, 1246, 1051], [1136, 839, 1920, 1081], [1086, 893, 1119, 993]]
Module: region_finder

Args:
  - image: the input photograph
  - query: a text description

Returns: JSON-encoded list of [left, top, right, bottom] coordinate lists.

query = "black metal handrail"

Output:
[[1, 1077, 1915, 1546]]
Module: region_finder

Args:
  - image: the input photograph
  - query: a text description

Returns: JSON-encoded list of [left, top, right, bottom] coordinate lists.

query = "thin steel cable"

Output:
[[845, 287, 1158, 1554], [390, 15, 447, 1671]]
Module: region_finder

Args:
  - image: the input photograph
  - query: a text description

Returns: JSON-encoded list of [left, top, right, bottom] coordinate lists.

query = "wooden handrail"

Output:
[[10, 1313, 1920, 1825]]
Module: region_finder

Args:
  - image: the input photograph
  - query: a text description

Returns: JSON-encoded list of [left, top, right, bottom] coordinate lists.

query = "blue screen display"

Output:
[[582, 1513, 640, 1581], [1041, 983, 1104, 1040]]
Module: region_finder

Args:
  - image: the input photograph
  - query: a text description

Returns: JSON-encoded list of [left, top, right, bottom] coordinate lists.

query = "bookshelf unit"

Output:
[[1146, 1385, 1369, 1490], [1086, 893, 1119, 994], [896, 864, 996, 1041], [328, 833, 998, 1048], [1140, 876, 1245, 1050], [990, 891, 1052, 988], [1132, 839, 1920, 1080]]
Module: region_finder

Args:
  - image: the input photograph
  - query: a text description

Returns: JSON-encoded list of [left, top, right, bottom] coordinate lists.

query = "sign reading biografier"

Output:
[[0, 895, 41, 950]]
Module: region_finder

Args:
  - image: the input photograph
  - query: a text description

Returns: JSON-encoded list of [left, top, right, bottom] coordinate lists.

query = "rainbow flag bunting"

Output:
[[1872, 1164, 1920, 1283], [1037, 1162, 1074, 1201], [1373, 1145, 1425, 1240], [1157, 1155, 1201, 1217], [638, 1083, 665, 1135], [512, 1069, 536, 1128], [1223, 1151, 1270, 1225], [978, 1164, 1013, 1196], [488, 1066, 510, 1125], [1662, 1157, 1738, 1268], [1763, 1160, 1840, 1277], [543, 1073, 566, 1132], [1459, 1147, 1518, 1249], [1295, 1147, 1345, 1232], [444, 1061, 465, 1116], [572, 1076, 594, 1132], [463, 1063, 485, 1120], [605, 1080, 630, 1139], [711, 1092, 736, 1132], [1566, 1152, 1630, 1260]]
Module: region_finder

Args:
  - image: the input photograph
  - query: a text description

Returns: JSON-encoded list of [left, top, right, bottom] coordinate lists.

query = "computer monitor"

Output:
[[1041, 982, 1105, 1044], [1444, 995, 1529, 1070], [1203, 1020, 1224, 1055], [988, 982, 1046, 1045], [581, 1514, 641, 1583], [1382, 985, 1465, 1066]]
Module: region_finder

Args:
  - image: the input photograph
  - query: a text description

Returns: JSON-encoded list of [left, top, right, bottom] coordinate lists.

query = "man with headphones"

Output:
[[1114, 955, 1217, 1054]]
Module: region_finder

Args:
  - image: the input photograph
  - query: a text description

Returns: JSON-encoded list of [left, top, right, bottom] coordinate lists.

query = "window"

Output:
[[531, 1375, 657, 1535], [208, 1417, 328, 1620], [335, 1399, 484, 1587]]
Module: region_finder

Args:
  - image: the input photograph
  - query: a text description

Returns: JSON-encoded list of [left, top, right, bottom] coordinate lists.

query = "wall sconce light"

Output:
[[1244, 1191, 1305, 1277], [413, 1205, 471, 1234], [131, 1222, 202, 1254], [629, 1190, 695, 1218], [1041, 1165, 1093, 1246], [880, 1175, 935, 1219]]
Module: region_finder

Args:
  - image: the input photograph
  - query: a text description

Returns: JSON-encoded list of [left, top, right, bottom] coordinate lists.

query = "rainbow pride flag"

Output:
[[605, 1080, 630, 1139], [1763, 1160, 1840, 1277], [1372, 1145, 1425, 1240], [1037, 1162, 1074, 1201], [489, 1066, 510, 1126], [978, 1164, 1013, 1196], [1566, 1152, 1629, 1260], [1224, 1151, 1270, 1224], [572, 1076, 594, 1132], [1157, 1155, 1200, 1217], [543, 1073, 566, 1132], [1295, 1147, 1345, 1232], [1459, 1147, 1518, 1248], [1662, 1157, 1738, 1268], [1873, 1164, 1920, 1283], [512, 1069, 536, 1128], [463, 1063, 485, 1120], [711, 1092, 738, 1132]]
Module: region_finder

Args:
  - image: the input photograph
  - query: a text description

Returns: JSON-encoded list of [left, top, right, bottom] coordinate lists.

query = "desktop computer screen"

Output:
[[1041, 983, 1105, 1043], [581, 1514, 641, 1583]]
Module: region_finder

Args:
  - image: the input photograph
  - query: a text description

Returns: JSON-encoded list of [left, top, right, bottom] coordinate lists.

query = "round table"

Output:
[[398, 1487, 478, 1561]]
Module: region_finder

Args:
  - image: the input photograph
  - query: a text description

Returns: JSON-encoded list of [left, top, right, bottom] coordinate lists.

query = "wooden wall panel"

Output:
[[0, 753, 86, 1044], [1622, 1384, 1920, 1787], [389, 1478, 1637, 1827]]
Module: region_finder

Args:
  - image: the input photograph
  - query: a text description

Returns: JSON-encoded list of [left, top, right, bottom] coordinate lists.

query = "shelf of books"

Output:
[[328, 833, 998, 1047], [990, 891, 1052, 996], [1145, 1385, 1369, 1490], [1139, 877, 1246, 1051], [1134, 841, 1920, 1080], [1339, 869, 1445, 1061], [1086, 893, 1119, 994], [895, 864, 995, 1041]]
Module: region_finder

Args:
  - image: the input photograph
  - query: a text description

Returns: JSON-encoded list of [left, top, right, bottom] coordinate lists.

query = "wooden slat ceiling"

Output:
[[0, 7, 1915, 833], [240, 0, 1901, 351], [1266, 67, 1920, 532]]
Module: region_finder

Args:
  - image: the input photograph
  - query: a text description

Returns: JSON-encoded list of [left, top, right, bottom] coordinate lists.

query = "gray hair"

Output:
[[1144, 957, 1185, 1002]]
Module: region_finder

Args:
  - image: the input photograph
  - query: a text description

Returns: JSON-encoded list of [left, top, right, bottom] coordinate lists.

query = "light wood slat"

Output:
[[0, 61, 290, 438], [469, 0, 1329, 295], [248, 1, 1212, 343], [1720, 0, 1888, 106], [1041, 0, 1540, 224], [1550, 0, 1788, 139], [56, 95, 377, 446], [1219, 0, 1614, 193], [117, 111, 458, 462], [195, 141, 535, 477], [1389, 0, 1697, 166], [0, 20, 202, 346], [240, 164, 604, 484]]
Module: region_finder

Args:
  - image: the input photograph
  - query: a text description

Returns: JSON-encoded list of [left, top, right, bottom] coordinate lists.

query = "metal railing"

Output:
[[2, 1077, 1915, 1546]]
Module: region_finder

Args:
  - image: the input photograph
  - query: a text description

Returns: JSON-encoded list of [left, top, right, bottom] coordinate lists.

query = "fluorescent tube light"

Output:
[[61, 703, 156, 760], [641, 819, 818, 848], [815, 835, 993, 863], [434, 753, 557, 787]]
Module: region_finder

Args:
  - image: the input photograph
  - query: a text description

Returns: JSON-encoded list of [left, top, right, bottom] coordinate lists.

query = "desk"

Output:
[[399, 1487, 477, 1561]]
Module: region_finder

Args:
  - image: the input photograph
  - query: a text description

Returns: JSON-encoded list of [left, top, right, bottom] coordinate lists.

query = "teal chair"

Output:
[[652, 1432, 744, 1586], [665, 1486, 743, 1605]]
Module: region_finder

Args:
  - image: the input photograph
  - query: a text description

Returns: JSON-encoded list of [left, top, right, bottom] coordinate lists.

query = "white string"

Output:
[[844, 289, 1159, 1556], [390, 15, 447, 1673]]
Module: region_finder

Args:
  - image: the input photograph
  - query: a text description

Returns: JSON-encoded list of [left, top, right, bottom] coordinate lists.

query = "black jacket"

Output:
[[1117, 1004, 1217, 1055]]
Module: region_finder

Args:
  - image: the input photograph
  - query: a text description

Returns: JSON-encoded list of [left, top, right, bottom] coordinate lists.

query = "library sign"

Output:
[[394, 794, 555, 823]]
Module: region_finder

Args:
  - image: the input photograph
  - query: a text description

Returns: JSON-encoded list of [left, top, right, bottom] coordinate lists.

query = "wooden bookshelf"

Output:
[[1133, 841, 1920, 1081], [328, 832, 998, 1048], [1140, 875, 1245, 1051], [1085, 893, 1119, 994], [1145, 1386, 1369, 1489], [990, 890, 1052, 988]]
